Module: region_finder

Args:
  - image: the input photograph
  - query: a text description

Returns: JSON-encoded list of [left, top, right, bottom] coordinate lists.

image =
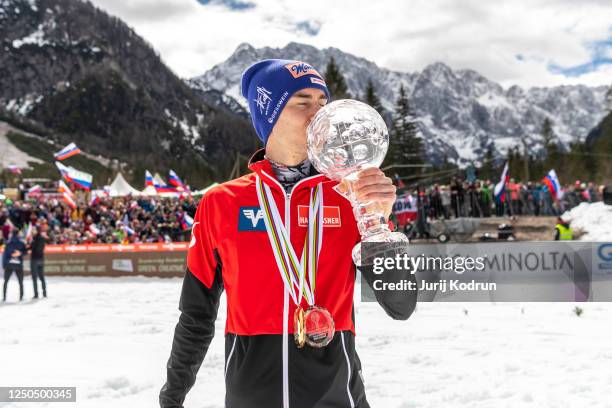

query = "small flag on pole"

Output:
[[145, 170, 154, 187], [58, 179, 72, 194], [27, 184, 42, 195], [154, 176, 179, 194], [62, 191, 77, 209], [55, 161, 93, 190], [54, 142, 81, 161], [181, 213, 194, 230], [494, 162, 510, 202], [58, 179, 77, 209], [168, 170, 185, 190], [543, 169, 564, 201]]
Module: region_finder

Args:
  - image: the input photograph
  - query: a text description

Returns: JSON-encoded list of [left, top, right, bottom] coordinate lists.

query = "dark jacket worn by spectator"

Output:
[[3, 234, 27, 269]]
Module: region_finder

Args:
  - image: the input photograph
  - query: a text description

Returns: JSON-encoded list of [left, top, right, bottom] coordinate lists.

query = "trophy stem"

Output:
[[334, 174, 390, 237], [333, 174, 409, 266]]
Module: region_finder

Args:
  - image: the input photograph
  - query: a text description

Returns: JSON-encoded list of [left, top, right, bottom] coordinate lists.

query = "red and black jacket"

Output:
[[160, 150, 417, 408]]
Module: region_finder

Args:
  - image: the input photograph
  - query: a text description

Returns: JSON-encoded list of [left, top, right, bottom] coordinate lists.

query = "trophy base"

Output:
[[352, 230, 409, 266]]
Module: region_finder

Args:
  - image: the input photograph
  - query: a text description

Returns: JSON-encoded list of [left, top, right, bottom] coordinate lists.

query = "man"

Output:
[[160, 59, 417, 408], [29, 226, 48, 298], [508, 178, 520, 215], [3, 229, 27, 302], [554, 217, 573, 241]]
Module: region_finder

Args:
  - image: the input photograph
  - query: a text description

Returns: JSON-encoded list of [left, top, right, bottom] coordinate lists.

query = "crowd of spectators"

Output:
[[0, 195, 197, 246], [0, 177, 606, 246], [400, 177, 604, 220]]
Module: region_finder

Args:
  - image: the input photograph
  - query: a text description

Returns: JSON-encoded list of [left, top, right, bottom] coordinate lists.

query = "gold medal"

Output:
[[294, 306, 306, 348], [303, 305, 335, 348]]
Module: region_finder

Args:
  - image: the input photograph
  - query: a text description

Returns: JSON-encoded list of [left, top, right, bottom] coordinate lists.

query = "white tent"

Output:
[[108, 173, 142, 197], [153, 172, 166, 187], [141, 185, 158, 196]]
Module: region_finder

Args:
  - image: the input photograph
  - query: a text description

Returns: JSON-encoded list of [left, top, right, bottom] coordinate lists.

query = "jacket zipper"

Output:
[[259, 171, 324, 408], [284, 190, 290, 408]]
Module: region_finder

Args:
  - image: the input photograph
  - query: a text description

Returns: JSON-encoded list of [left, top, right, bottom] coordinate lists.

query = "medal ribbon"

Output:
[[256, 176, 323, 306]]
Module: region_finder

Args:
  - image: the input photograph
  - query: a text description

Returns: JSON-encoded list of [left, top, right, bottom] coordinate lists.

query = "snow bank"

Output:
[[563, 202, 612, 241]]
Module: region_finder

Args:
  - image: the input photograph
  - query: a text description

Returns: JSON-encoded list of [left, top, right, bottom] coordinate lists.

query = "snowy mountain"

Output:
[[0, 0, 258, 186], [189, 42, 609, 165]]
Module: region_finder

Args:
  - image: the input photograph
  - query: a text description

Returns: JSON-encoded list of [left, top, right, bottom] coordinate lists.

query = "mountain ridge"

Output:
[[190, 42, 608, 164]]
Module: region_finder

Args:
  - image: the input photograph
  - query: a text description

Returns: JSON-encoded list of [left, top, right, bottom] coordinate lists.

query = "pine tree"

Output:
[[541, 117, 560, 169], [364, 79, 384, 117], [323, 57, 351, 100], [541, 118, 555, 148], [605, 84, 612, 113], [478, 144, 496, 180], [385, 84, 423, 176]]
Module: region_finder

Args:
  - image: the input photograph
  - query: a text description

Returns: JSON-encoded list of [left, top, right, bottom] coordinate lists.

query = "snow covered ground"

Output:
[[1, 276, 611, 408], [0, 122, 44, 169], [563, 201, 612, 241]]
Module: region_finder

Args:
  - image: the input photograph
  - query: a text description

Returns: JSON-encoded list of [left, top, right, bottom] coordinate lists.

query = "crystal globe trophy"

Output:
[[307, 99, 409, 265]]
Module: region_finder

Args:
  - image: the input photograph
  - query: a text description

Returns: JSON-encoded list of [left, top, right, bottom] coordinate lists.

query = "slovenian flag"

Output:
[[155, 184, 179, 193], [27, 184, 42, 195], [56, 162, 93, 191], [145, 170, 154, 187], [58, 179, 76, 209], [58, 179, 72, 194], [54, 142, 81, 161], [168, 170, 185, 189], [493, 162, 510, 202], [63, 191, 77, 209], [181, 213, 194, 230], [543, 169, 564, 201], [154, 177, 179, 194]]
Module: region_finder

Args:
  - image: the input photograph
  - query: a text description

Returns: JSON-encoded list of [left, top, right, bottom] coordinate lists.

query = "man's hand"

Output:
[[352, 168, 396, 220]]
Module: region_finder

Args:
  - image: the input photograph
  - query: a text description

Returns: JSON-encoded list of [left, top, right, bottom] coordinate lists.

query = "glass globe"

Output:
[[307, 99, 389, 180], [306, 99, 408, 266]]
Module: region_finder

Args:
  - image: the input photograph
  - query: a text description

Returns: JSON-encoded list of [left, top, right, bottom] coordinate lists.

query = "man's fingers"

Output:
[[356, 167, 381, 178], [353, 174, 392, 189], [355, 184, 396, 200]]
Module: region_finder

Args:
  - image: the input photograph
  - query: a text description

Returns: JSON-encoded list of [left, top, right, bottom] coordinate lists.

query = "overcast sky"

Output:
[[90, 0, 612, 88]]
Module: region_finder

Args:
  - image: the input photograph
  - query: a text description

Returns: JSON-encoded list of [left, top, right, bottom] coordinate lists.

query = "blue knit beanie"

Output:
[[241, 59, 330, 145]]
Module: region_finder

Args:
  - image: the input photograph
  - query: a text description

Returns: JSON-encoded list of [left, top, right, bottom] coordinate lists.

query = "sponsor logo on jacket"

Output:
[[239, 207, 266, 231], [297, 205, 341, 227]]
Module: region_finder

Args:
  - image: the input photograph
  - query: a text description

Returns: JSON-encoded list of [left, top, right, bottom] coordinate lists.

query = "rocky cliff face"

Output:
[[190, 42, 608, 165]]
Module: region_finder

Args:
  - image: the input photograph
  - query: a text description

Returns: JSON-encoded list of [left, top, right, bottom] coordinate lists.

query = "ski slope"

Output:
[[1, 276, 611, 408]]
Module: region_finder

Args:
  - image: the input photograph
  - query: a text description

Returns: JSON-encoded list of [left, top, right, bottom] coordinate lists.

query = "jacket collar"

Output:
[[247, 148, 330, 192]]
